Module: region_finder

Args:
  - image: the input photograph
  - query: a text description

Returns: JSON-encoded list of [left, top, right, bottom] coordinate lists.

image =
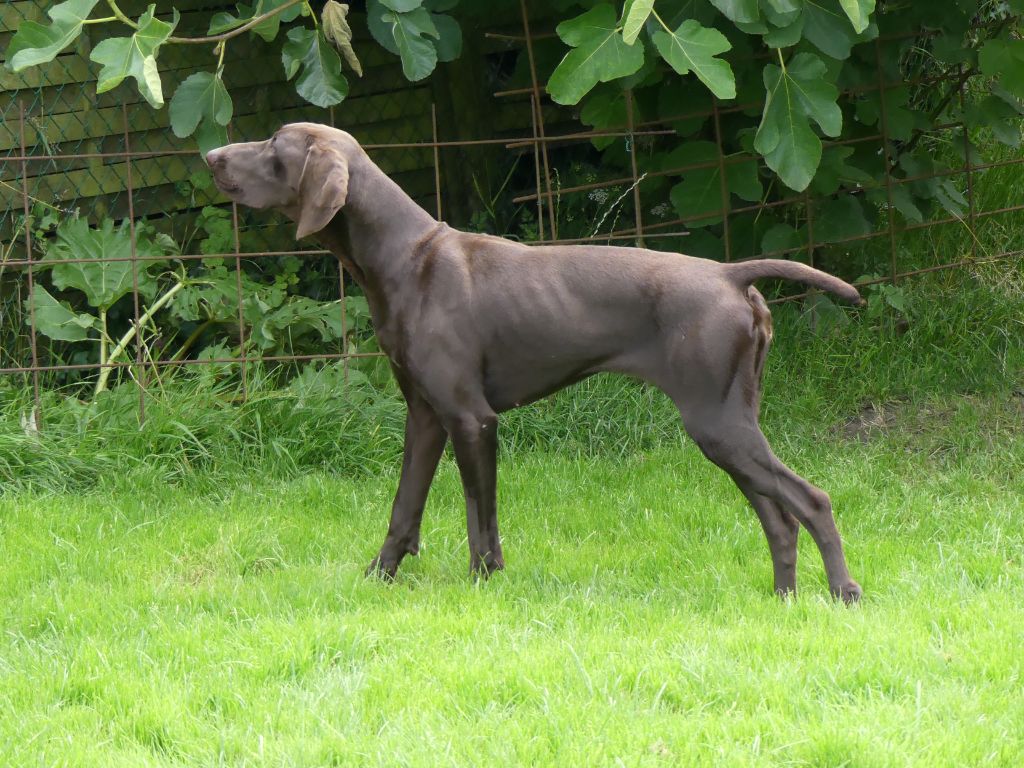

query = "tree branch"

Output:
[[894, 18, 1010, 163], [167, 0, 306, 45], [103, 0, 305, 45]]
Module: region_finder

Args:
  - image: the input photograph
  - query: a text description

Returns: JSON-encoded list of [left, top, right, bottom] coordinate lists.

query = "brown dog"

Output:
[[206, 122, 863, 602]]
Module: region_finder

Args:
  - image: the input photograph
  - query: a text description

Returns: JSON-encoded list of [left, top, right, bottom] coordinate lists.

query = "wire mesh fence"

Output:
[[2, 0, 1022, 427]]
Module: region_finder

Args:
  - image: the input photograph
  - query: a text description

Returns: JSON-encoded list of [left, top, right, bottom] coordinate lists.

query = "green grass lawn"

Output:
[[3, 423, 1023, 766], [2, 269, 1023, 766]]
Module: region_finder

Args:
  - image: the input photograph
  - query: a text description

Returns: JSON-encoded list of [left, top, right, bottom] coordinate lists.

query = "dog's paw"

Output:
[[365, 555, 399, 581], [774, 584, 797, 601], [470, 552, 505, 579], [831, 580, 863, 604]]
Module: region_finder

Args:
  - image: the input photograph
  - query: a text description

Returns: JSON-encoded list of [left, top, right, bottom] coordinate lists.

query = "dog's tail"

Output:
[[722, 259, 863, 305]]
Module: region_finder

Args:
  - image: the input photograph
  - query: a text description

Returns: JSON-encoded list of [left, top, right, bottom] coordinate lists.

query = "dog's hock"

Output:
[[295, 142, 350, 240]]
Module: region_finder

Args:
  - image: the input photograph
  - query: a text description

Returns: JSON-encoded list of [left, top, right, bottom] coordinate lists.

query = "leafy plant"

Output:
[[29, 217, 181, 395], [859, 274, 911, 327], [543, 0, 1024, 269], [5, 1, 1021, 211], [24, 215, 372, 400], [3, 0, 460, 153], [5, 0, 1024, 319], [366, 0, 463, 80]]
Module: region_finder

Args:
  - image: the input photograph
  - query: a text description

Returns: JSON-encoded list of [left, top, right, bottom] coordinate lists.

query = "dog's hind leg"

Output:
[[678, 399, 860, 602], [660, 301, 859, 601], [735, 483, 800, 596]]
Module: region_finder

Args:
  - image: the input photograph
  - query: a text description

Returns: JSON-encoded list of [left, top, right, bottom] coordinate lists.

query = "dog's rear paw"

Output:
[[831, 580, 863, 604]]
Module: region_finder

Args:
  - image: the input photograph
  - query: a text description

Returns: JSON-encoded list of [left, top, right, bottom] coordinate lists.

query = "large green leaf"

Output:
[[581, 86, 628, 150], [622, 0, 655, 45], [761, 222, 804, 255], [666, 142, 763, 227], [651, 19, 736, 100], [170, 265, 283, 326], [886, 185, 924, 224], [802, 0, 872, 60], [762, 7, 805, 48], [754, 52, 841, 191], [253, 0, 306, 40], [710, 0, 760, 23], [933, 180, 968, 218], [367, 0, 401, 54], [4, 0, 100, 72], [89, 5, 177, 108], [431, 13, 462, 62], [282, 27, 350, 106], [389, 8, 439, 80], [979, 38, 1024, 100], [839, 0, 875, 33], [966, 94, 1022, 148], [887, 152, 968, 221], [322, 1, 363, 76], [375, 4, 439, 81], [47, 219, 165, 310], [547, 4, 645, 106], [169, 72, 233, 154], [367, 0, 457, 77], [762, 0, 802, 26], [29, 284, 96, 342], [854, 87, 924, 143], [252, 297, 345, 349], [810, 145, 872, 195], [765, 0, 803, 13], [813, 195, 871, 243], [209, 7, 248, 34], [169, 265, 347, 355], [380, 0, 423, 10]]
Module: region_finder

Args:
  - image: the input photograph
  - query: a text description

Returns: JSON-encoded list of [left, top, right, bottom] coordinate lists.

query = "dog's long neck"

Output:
[[316, 152, 437, 294]]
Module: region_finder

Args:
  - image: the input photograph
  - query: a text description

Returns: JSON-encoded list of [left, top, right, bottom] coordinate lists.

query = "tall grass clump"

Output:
[[1, 264, 1021, 494]]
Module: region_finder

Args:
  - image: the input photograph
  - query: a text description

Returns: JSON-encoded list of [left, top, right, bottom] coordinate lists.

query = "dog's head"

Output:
[[205, 122, 353, 240]]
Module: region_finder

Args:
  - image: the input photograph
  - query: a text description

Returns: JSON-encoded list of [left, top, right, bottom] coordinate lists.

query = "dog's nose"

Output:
[[205, 148, 223, 167]]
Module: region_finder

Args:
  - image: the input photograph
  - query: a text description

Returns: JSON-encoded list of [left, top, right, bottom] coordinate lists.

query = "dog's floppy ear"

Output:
[[295, 141, 349, 240]]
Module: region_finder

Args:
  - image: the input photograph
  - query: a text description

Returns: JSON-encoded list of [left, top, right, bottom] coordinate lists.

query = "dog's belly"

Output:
[[477, 297, 664, 411], [481, 340, 656, 412], [483, 358, 598, 412]]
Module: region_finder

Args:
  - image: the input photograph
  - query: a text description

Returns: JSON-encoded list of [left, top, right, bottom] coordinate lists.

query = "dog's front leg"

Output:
[[366, 396, 447, 579], [447, 410, 504, 576]]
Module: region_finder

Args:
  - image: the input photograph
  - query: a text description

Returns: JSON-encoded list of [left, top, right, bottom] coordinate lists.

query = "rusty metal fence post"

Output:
[[625, 89, 645, 247], [711, 96, 732, 262], [16, 103, 41, 431], [122, 104, 146, 423], [875, 38, 900, 285], [519, 0, 558, 241]]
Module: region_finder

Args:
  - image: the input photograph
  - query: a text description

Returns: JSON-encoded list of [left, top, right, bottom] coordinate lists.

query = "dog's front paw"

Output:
[[470, 552, 505, 579], [831, 580, 863, 604], [365, 555, 400, 581], [774, 584, 797, 600]]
